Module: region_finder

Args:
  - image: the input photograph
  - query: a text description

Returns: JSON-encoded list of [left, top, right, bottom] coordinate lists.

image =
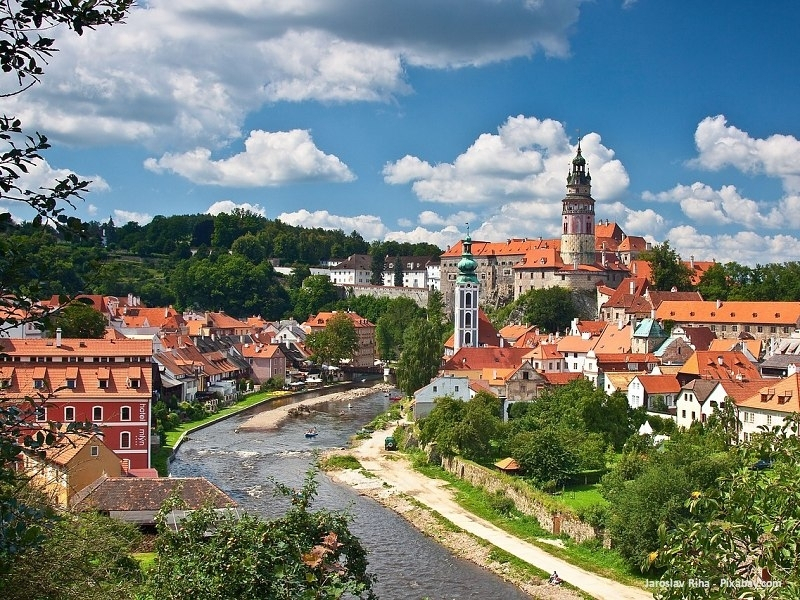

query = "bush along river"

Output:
[[169, 387, 532, 600]]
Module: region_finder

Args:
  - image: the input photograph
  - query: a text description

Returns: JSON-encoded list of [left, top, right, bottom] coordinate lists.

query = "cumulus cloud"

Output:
[[691, 115, 800, 193], [277, 209, 389, 240], [14, 159, 109, 195], [206, 201, 267, 217], [11, 1, 582, 149], [144, 130, 355, 186], [666, 225, 800, 266], [643, 181, 797, 230], [114, 209, 153, 225], [383, 117, 629, 207]]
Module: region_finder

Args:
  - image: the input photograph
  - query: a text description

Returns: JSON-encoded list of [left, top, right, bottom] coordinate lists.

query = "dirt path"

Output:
[[329, 426, 653, 600]]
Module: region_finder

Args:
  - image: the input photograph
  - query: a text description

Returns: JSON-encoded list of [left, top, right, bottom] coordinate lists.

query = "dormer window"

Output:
[[96, 366, 110, 389], [33, 378, 45, 390], [127, 366, 142, 389], [65, 366, 78, 389], [128, 378, 140, 389]]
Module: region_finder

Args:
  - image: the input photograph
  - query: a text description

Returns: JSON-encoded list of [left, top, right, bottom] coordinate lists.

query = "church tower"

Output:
[[453, 229, 479, 352], [560, 141, 596, 266]]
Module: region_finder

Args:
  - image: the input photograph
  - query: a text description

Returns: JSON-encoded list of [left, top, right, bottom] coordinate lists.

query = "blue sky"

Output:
[[7, 0, 800, 265]]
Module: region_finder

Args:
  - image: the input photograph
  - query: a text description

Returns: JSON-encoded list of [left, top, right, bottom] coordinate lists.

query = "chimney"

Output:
[[716, 299, 722, 309], [56, 327, 62, 347], [630, 280, 635, 295]]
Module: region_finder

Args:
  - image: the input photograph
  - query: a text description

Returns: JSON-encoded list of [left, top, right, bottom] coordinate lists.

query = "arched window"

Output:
[[464, 332, 472, 346], [120, 406, 131, 421], [465, 292, 472, 308], [465, 313, 472, 327], [120, 432, 131, 449]]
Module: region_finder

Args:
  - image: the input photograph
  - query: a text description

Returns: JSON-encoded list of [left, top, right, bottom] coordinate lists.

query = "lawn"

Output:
[[556, 484, 608, 512]]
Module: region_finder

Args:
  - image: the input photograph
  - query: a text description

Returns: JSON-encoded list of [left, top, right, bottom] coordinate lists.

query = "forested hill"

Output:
[[1, 210, 441, 320]]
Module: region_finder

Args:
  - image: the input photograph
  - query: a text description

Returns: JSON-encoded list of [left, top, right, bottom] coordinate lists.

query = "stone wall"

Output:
[[441, 456, 599, 544], [341, 284, 429, 308]]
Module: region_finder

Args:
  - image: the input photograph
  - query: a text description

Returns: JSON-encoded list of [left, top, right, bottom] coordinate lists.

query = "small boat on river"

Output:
[[304, 428, 318, 438]]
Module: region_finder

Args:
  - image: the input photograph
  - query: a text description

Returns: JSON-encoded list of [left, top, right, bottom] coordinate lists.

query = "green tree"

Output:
[[374, 297, 424, 361], [653, 417, 800, 598], [639, 241, 693, 291], [695, 261, 731, 301], [418, 395, 466, 457], [2, 510, 141, 600], [396, 319, 443, 397], [513, 286, 577, 333], [458, 391, 505, 462], [509, 428, 578, 487], [142, 469, 375, 600], [46, 302, 107, 338], [291, 275, 340, 320], [393, 255, 403, 286], [305, 313, 359, 368], [426, 289, 447, 341]]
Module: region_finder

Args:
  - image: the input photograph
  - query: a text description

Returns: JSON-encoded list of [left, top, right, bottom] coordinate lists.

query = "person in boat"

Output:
[[548, 571, 562, 585]]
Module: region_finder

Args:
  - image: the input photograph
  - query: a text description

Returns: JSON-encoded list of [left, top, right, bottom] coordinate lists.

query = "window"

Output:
[[90, 446, 99, 457], [757, 326, 763, 333], [767, 415, 772, 426], [66, 379, 76, 389], [745, 325, 751, 332], [682, 410, 686, 419], [120, 432, 131, 449], [721, 325, 727, 332], [128, 378, 140, 389], [432, 386, 437, 393], [454, 386, 459, 392], [691, 411, 696, 421], [35, 406, 46, 422], [64, 406, 75, 422], [121, 406, 131, 421], [92, 406, 103, 422], [732, 325, 738, 332], [98, 379, 108, 389], [770, 326, 776, 334], [33, 379, 45, 389]]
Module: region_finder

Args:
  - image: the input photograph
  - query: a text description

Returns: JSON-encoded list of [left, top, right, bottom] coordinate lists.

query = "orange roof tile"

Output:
[[656, 300, 800, 324], [735, 374, 800, 413]]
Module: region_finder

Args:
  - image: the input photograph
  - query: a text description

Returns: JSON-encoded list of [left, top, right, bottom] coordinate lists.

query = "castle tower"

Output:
[[453, 229, 479, 352], [560, 141, 596, 266]]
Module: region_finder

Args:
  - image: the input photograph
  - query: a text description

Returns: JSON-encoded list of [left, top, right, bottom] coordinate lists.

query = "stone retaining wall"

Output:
[[442, 456, 600, 544]]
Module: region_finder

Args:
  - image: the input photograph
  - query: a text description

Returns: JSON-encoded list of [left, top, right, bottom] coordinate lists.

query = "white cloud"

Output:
[[12, 1, 582, 149], [277, 209, 388, 240], [691, 115, 800, 193], [383, 117, 629, 207], [14, 159, 109, 195], [417, 210, 477, 227], [206, 201, 267, 217], [643, 181, 793, 230], [114, 209, 153, 225], [144, 130, 355, 186], [87, 204, 98, 216], [667, 225, 800, 266]]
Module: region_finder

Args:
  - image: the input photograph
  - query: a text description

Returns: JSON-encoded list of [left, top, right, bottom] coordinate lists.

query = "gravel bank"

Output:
[[238, 383, 395, 431]]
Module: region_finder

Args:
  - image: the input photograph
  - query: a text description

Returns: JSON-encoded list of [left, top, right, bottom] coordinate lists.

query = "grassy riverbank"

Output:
[[152, 390, 290, 475], [409, 451, 647, 589]]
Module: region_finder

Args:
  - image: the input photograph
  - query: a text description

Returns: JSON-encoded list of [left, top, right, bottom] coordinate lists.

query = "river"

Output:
[[169, 388, 532, 600]]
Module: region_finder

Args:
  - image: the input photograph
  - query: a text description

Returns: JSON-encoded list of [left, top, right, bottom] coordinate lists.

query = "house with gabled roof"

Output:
[[557, 334, 597, 375], [440, 347, 529, 381], [603, 372, 641, 396], [498, 324, 536, 347], [382, 255, 437, 289], [72, 475, 237, 528], [504, 359, 547, 416], [677, 350, 762, 387], [522, 342, 564, 374], [330, 254, 372, 285], [236, 341, 286, 385], [412, 375, 471, 420], [674, 379, 766, 430], [735, 374, 800, 442], [627, 373, 681, 413], [599, 277, 649, 322], [708, 337, 762, 363], [20, 433, 123, 508]]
